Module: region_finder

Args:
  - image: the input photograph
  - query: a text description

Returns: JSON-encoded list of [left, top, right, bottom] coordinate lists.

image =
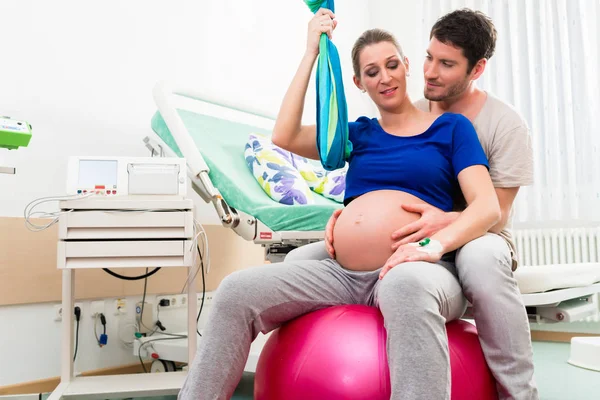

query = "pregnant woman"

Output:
[[179, 8, 500, 400]]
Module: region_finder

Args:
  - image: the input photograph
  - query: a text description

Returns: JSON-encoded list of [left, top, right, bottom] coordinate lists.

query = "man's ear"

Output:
[[353, 75, 364, 92], [470, 58, 487, 81]]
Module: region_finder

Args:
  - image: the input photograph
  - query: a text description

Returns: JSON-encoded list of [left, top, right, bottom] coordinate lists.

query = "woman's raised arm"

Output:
[[271, 8, 337, 160]]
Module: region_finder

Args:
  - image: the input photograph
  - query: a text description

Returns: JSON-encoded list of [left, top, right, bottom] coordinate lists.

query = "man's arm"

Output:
[[393, 109, 532, 246], [489, 187, 519, 233], [392, 186, 519, 247]]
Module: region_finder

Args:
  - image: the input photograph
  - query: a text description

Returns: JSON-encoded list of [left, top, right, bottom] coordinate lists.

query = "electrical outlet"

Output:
[[156, 295, 170, 308], [91, 301, 104, 318], [156, 294, 189, 309], [54, 305, 62, 321], [198, 291, 214, 307], [114, 298, 127, 315], [176, 294, 188, 308], [54, 303, 83, 322]]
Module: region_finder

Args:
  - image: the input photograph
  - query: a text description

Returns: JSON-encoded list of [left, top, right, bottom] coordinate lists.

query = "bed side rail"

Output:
[[143, 135, 246, 234]]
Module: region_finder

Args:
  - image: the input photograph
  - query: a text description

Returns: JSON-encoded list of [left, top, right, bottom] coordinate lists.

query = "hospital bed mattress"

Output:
[[151, 109, 342, 232], [515, 262, 600, 294]]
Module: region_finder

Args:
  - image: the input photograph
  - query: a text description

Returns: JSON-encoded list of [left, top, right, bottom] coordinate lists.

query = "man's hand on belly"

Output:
[[391, 204, 459, 250], [379, 242, 443, 280]]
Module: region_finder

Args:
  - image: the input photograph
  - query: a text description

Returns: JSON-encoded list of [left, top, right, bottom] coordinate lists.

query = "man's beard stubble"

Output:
[[424, 76, 470, 102]]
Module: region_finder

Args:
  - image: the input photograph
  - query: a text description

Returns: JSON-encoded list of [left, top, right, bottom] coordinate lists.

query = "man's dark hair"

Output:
[[430, 8, 497, 73]]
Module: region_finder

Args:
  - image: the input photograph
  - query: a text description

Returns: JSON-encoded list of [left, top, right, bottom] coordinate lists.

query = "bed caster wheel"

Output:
[[150, 359, 177, 373]]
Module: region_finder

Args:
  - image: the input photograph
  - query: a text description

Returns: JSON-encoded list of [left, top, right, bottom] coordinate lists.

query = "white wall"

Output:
[[0, 0, 372, 387], [368, 0, 426, 102], [0, 0, 372, 221]]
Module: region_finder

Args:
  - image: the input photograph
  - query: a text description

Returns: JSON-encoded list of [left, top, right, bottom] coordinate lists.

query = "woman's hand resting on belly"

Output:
[[332, 190, 429, 271], [324, 209, 343, 259]]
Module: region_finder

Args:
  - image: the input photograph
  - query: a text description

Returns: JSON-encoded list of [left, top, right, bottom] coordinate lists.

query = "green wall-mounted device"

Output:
[[0, 116, 32, 150], [1, 116, 32, 174]]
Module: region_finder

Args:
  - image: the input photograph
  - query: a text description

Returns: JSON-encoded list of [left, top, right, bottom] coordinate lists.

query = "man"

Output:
[[286, 9, 538, 400]]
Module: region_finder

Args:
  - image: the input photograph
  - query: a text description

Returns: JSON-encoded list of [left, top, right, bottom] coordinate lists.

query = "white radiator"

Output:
[[514, 227, 600, 322], [514, 227, 600, 267]]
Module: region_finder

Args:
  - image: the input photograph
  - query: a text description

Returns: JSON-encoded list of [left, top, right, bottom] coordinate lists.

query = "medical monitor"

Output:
[[66, 156, 187, 196]]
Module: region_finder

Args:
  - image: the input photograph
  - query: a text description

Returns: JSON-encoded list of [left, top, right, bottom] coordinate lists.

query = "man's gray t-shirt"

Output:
[[415, 93, 534, 269]]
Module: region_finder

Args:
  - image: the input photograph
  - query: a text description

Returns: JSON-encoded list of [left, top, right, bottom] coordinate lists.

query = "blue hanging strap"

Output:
[[304, 0, 352, 170]]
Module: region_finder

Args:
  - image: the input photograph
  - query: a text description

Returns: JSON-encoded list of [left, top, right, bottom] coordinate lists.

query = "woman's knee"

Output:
[[377, 262, 466, 320], [212, 268, 263, 310], [379, 263, 438, 298]]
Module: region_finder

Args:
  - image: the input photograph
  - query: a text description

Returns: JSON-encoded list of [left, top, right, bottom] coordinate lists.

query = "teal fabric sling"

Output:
[[304, 0, 353, 170]]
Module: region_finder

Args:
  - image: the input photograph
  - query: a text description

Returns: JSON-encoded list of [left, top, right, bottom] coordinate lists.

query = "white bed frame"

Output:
[[146, 80, 329, 261], [514, 228, 600, 323]]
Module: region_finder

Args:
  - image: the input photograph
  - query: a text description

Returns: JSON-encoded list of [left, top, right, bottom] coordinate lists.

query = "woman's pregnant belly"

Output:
[[333, 190, 429, 271]]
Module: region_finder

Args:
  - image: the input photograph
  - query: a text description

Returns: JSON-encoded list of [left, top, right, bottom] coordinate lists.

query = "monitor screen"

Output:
[[78, 160, 118, 189]]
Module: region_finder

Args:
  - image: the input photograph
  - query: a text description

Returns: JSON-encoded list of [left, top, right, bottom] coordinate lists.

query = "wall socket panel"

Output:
[[156, 294, 188, 309], [54, 303, 83, 322], [90, 300, 105, 318], [114, 298, 127, 315], [198, 292, 214, 306], [156, 292, 215, 309]]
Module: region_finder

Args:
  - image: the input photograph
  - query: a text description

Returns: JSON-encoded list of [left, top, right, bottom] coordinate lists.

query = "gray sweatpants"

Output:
[[179, 257, 466, 400], [286, 233, 539, 400]]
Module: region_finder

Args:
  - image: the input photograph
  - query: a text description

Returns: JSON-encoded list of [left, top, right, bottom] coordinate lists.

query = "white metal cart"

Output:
[[48, 195, 197, 400]]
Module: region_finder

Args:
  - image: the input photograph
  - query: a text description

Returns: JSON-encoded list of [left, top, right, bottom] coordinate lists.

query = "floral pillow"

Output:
[[312, 166, 347, 203], [244, 133, 347, 205], [293, 157, 347, 203], [244, 133, 314, 205]]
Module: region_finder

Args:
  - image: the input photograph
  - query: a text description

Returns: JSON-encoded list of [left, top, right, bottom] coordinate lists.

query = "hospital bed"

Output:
[[142, 81, 600, 371], [145, 81, 344, 263]]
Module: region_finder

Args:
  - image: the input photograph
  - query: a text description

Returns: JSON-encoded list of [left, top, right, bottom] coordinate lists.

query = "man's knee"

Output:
[[456, 233, 512, 275], [456, 234, 516, 295]]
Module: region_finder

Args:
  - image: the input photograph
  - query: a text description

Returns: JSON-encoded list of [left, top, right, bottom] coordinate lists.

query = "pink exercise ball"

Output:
[[254, 305, 498, 400]]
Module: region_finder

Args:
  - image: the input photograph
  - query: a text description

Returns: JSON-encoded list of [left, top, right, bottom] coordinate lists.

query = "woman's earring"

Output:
[[361, 89, 366, 93], [406, 72, 411, 77]]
